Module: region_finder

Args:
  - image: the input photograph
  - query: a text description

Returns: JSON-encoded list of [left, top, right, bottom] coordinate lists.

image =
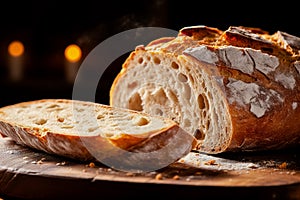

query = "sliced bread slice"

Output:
[[0, 99, 196, 172]]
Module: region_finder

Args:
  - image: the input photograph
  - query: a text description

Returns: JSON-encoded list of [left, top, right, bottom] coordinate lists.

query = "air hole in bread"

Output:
[[183, 84, 191, 100], [75, 108, 84, 112], [153, 57, 161, 65], [168, 90, 179, 103], [178, 73, 188, 82], [155, 108, 163, 116], [171, 62, 179, 69], [153, 88, 168, 105], [97, 114, 105, 119], [128, 81, 137, 89], [57, 117, 64, 122], [61, 125, 74, 129], [16, 109, 23, 114], [88, 127, 98, 132], [35, 119, 47, 125], [206, 120, 210, 130], [46, 104, 60, 109], [201, 82, 207, 92], [184, 118, 191, 127], [128, 93, 143, 111], [202, 110, 207, 118], [138, 57, 143, 64], [197, 93, 207, 109], [188, 75, 194, 84], [207, 91, 212, 100], [135, 117, 149, 126], [193, 129, 205, 140]]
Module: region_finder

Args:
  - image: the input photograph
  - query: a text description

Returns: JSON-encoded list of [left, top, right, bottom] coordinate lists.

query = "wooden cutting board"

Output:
[[0, 137, 300, 199]]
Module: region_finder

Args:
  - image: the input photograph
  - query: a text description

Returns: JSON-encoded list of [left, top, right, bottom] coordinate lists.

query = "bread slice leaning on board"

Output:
[[0, 99, 196, 170], [110, 25, 300, 153]]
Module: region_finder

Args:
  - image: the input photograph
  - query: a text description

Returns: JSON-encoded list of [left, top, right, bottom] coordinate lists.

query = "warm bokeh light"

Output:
[[64, 44, 82, 63], [8, 40, 24, 57]]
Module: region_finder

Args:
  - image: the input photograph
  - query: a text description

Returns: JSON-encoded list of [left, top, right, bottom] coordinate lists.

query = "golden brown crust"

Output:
[[110, 25, 300, 153], [183, 27, 300, 151]]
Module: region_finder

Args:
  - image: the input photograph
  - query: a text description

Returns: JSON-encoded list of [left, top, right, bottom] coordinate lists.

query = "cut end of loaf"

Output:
[[110, 24, 300, 153], [110, 49, 233, 153]]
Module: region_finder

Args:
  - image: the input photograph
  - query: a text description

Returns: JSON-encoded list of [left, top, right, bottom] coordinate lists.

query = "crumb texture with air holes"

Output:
[[110, 25, 300, 153], [0, 99, 171, 138], [0, 99, 196, 162]]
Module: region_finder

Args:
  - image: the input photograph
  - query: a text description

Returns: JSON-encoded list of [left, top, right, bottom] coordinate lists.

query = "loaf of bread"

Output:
[[0, 99, 195, 170], [110, 25, 300, 153]]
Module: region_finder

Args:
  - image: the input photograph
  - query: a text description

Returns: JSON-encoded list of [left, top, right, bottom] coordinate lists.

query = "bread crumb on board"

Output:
[[37, 160, 43, 165], [56, 161, 67, 166], [30, 157, 46, 165], [125, 172, 134, 176], [87, 162, 96, 168], [155, 173, 163, 180], [278, 162, 287, 169], [172, 175, 180, 180]]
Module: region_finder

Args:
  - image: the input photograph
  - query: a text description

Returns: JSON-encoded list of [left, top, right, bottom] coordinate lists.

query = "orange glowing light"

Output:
[[8, 40, 24, 57], [64, 44, 82, 62]]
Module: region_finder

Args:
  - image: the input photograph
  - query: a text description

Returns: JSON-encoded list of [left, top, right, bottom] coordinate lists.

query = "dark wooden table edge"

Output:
[[1, 169, 300, 200]]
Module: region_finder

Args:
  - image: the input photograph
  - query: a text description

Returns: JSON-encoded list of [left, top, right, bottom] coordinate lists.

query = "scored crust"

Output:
[[110, 25, 300, 153]]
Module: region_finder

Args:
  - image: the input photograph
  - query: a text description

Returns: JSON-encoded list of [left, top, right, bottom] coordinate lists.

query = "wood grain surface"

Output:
[[0, 137, 300, 199]]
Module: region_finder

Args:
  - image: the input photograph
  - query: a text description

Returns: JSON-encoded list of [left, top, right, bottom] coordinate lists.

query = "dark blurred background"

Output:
[[0, 0, 299, 107]]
